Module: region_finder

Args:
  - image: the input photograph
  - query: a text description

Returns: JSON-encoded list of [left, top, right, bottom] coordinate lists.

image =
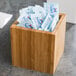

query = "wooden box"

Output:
[[10, 13, 66, 74]]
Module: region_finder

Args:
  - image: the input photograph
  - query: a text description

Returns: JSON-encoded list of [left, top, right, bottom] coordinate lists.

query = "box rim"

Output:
[[10, 13, 66, 35]]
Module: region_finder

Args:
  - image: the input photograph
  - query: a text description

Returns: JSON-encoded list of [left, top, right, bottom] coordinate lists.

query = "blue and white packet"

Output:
[[41, 13, 52, 30], [43, 2, 59, 31], [44, 2, 59, 17]]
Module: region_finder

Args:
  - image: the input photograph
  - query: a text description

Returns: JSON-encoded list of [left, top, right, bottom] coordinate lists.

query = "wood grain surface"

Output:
[[10, 13, 66, 74]]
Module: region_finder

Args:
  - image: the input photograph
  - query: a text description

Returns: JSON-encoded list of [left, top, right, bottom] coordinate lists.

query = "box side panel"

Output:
[[21, 30, 55, 74], [21, 29, 32, 68], [10, 27, 22, 66], [10, 27, 32, 68], [10, 26, 55, 74], [54, 15, 66, 72], [30, 32, 55, 74]]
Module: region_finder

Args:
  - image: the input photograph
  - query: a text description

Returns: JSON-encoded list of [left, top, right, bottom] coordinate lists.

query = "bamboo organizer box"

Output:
[[10, 13, 66, 74]]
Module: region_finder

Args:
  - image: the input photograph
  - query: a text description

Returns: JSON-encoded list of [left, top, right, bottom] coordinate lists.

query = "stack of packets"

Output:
[[17, 2, 59, 32]]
